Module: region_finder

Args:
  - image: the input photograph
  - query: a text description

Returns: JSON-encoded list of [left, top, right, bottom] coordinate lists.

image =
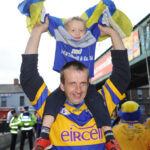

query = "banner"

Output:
[[91, 52, 112, 83], [91, 30, 141, 83], [123, 30, 141, 61]]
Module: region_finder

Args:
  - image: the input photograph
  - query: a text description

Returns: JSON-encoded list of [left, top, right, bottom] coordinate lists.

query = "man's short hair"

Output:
[[11, 109, 16, 115], [60, 61, 89, 84], [24, 106, 29, 111]]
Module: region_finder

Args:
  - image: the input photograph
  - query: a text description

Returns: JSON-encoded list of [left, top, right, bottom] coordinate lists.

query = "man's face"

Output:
[[60, 67, 89, 105], [66, 20, 86, 39]]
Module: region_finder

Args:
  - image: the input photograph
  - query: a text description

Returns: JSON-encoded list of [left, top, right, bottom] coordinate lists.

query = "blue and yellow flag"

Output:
[[18, 0, 133, 41]]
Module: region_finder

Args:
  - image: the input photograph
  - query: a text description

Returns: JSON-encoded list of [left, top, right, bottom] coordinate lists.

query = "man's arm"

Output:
[[98, 24, 131, 94], [97, 25, 131, 115], [20, 18, 50, 118]]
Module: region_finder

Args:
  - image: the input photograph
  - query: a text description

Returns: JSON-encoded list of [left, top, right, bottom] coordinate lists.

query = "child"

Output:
[[33, 17, 120, 150]]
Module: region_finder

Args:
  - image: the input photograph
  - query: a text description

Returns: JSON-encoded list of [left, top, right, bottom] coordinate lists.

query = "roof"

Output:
[[133, 13, 150, 30], [139, 85, 150, 89], [0, 84, 24, 94]]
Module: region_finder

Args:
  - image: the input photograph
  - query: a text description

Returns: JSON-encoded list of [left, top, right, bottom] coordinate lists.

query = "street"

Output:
[[6, 140, 28, 150]]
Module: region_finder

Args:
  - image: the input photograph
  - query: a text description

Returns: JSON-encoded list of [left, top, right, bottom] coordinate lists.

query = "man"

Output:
[[9, 110, 20, 150], [20, 18, 130, 150], [35, 112, 42, 138], [7, 108, 15, 123], [18, 106, 36, 150], [113, 101, 150, 150]]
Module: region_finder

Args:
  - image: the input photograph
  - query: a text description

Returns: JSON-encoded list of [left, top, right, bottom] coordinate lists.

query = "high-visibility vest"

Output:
[[18, 112, 36, 131], [9, 117, 20, 134]]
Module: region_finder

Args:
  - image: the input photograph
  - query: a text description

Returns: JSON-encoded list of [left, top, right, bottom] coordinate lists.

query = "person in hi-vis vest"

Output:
[[18, 106, 36, 150], [9, 110, 20, 150]]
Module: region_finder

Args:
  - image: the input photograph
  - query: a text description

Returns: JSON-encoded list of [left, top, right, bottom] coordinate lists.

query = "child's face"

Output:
[[66, 20, 86, 39]]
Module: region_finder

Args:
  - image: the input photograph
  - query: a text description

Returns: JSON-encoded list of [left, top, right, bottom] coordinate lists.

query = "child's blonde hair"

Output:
[[64, 16, 86, 30]]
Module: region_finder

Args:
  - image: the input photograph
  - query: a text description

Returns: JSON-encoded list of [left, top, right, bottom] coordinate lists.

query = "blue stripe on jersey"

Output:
[[65, 100, 85, 109], [105, 83, 120, 105], [60, 109, 93, 126], [33, 87, 48, 110], [51, 143, 105, 150], [101, 88, 107, 107]]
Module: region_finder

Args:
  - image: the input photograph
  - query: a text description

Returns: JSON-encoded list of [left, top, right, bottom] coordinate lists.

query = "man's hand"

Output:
[[98, 24, 125, 50], [32, 17, 49, 35], [98, 24, 117, 37], [25, 17, 49, 54]]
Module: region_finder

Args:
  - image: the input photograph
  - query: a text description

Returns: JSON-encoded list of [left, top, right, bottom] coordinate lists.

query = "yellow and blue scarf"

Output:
[[18, 0, 133, 41]]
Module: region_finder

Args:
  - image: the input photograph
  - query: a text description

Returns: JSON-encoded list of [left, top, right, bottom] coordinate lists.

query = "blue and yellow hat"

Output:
[[119, 101, 141, 121]]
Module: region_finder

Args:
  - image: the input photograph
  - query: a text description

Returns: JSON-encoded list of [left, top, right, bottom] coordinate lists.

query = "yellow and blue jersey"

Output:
[[50, 101, 106, 149], [113, 121, 150, 150]]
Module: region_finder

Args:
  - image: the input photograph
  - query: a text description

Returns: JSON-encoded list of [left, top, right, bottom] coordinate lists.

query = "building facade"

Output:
[[0, 79, 34, 118]]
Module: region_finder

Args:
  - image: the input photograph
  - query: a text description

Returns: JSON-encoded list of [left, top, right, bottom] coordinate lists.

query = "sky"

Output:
[[0, 0, 149, 91]]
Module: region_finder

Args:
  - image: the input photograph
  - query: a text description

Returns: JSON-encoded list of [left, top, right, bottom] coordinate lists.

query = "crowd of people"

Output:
[[7, 102, 150, 150], [8, 106, 41, 150]]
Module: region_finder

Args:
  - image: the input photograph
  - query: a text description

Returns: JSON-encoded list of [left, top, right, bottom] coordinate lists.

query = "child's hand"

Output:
[[32, 17, 49, 34], [98, 24, 117, 37]]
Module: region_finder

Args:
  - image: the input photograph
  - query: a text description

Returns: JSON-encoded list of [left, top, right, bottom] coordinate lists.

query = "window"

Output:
[[1, 97, 7, 107], [137, 89, 143, 99], [20, 96, 24, 106]]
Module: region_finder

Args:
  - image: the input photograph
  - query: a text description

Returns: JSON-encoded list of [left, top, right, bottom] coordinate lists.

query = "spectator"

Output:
[[113, 101, 150, 150], [7, 108, 14, 123], [1, 115, 7, 134], [35, 113, 42, 138], [18, 106, 36, 150], [9, 110, 20, 150], [111, 108, 118, 126]]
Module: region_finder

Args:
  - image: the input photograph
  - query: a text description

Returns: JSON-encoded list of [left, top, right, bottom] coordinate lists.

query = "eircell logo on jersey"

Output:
[[61, 124, 102, 142]]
